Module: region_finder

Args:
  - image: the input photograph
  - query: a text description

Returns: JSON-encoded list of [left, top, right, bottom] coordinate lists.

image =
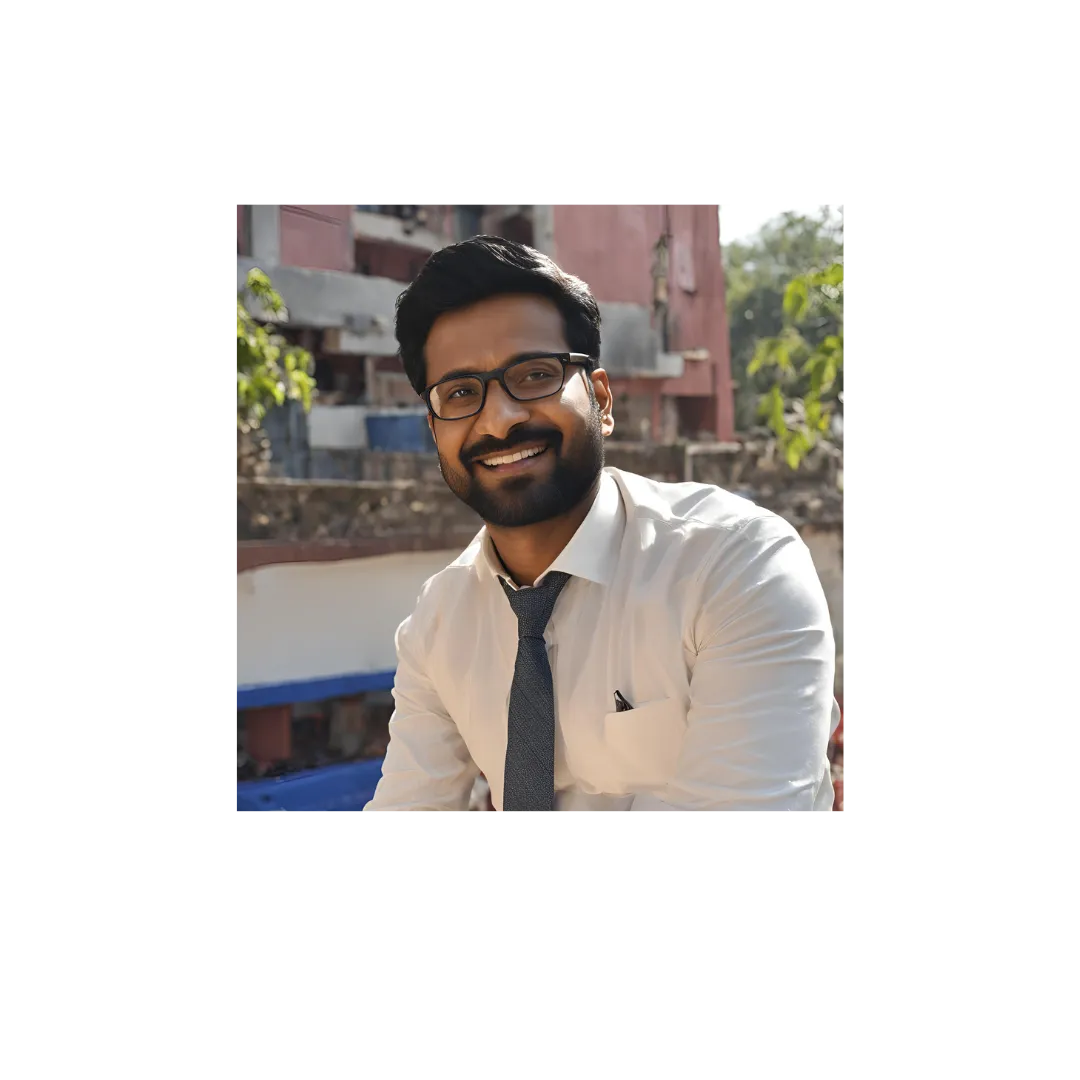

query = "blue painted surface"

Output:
[[365, 413, 434, 452], [238, 670, 395, 710], [237, 757, 385, 811]]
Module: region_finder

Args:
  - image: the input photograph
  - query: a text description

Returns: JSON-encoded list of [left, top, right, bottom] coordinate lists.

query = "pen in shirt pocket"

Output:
[[614, 690, 634, 712]]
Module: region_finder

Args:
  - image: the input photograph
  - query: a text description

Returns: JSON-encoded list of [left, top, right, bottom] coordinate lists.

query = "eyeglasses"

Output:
[[423, 352, 594, 421]]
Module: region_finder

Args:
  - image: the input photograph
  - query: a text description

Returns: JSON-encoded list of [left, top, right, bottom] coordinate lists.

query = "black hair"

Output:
[[394, 235, 602, 397]]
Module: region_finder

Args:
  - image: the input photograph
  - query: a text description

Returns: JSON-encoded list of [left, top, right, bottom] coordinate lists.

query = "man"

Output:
[[365, 235, 839, 811]]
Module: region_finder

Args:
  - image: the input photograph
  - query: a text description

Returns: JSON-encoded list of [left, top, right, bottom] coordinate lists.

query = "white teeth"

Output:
[[482, 446, 545, 467]]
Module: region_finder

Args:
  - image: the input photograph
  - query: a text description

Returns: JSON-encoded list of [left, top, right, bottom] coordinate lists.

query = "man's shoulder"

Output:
[[408, 531, 486, 620], [607, 466, 796, 543]]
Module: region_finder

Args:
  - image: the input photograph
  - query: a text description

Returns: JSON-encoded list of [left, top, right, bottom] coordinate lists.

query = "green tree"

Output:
[[749, 261, 843, 468], [724, 208, 843, 432], [237, 268, 315, 433]]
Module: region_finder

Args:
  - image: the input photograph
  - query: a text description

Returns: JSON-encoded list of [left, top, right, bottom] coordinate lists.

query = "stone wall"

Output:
[[290, 437, 838, 486], [300, 448, 445, 483], [239, 442, 841, 542], [238, 478, 483, 547]]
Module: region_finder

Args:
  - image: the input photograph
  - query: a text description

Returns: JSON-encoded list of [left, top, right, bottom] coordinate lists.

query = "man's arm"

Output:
[[631, 517, 837, 811], [364, 611, 479, 811]]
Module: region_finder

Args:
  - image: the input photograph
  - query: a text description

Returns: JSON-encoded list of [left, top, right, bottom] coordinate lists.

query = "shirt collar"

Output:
[[473, 468, 625, 589]]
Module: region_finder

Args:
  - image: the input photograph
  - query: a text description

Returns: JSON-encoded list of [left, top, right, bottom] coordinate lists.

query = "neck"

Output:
[[488, 473, 601, 587]]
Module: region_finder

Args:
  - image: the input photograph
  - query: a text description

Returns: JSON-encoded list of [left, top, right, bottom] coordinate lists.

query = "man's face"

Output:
[[424, 294, 615, 528]]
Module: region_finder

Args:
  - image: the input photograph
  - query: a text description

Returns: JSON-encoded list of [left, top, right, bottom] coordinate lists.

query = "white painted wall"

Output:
[[237, 549, 462, 688], [307, 404, 369, 449], [308, 405, 431, 449]]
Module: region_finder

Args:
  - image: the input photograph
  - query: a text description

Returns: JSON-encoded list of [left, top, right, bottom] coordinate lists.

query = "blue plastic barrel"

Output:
[[237, 757, 385, 811]]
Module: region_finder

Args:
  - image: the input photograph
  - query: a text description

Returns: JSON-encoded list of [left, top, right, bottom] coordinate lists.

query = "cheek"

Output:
[[557, 396, 597, 441], [542, 387, 592, 432], [433, 426, 466, 462]]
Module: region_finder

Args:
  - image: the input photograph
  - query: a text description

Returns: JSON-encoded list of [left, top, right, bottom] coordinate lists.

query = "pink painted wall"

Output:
[[280, 205, 354, 272], [551, 205, 664, 304], [237, 205, 248, 254], [662, 205, 735, 439], [551, 205, 735, 440]]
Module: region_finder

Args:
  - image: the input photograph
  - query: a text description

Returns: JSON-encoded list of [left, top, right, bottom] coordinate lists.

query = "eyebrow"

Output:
[[432, 351, 563, 385]]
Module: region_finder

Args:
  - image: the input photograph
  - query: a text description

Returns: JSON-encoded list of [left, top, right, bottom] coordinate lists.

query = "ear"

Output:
[[591, 368, 616, 437], [426, 413, 437, 445]]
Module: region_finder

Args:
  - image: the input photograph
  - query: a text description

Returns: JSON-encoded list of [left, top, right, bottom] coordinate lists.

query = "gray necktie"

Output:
[[499, 570, 571, 811]]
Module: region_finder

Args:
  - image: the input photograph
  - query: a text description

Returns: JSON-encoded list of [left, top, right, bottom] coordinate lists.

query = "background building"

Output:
[[237, 205, 736, 480]]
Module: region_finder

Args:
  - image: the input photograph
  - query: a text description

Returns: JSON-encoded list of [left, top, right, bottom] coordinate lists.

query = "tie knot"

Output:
[[501, 571, 571, 639]]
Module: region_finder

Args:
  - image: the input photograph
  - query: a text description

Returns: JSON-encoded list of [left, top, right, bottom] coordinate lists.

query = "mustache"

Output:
[[462, 428, 562, 466]]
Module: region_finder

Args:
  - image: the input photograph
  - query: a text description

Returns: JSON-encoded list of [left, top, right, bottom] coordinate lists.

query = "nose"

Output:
[[472, 377, 531, 439]]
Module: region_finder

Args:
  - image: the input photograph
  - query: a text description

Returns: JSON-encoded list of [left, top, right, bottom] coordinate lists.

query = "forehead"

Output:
[[424, 294, 569, 381]]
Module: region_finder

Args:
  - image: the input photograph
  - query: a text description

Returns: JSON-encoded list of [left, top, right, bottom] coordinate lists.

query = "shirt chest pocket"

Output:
[[599, 697, 688, 795]]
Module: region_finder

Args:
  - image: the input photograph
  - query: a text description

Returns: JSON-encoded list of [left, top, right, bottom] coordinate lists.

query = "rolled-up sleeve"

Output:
[[631, 517, 838, 811], [364, 609, 479, 811]]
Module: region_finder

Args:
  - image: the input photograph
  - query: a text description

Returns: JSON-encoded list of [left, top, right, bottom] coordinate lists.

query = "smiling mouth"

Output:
[[474, 443, 551, 472]]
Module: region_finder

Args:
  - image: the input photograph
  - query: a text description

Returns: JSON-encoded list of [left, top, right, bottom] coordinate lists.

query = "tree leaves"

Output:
[[819, 262, 843, 287], [757, 383, 787, 438], [724, 209, 844, 433], [747, 339, 771, 376], [244, 267, 287, 317], [782, 275, 811, 322], [749, 259, 843, 469], [237, 268, 314, 433], [748, 326, 804, 376], [784, 430, 813, 470], [782, 262, 842, 323]]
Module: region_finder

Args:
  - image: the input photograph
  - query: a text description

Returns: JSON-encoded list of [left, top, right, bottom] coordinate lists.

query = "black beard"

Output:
[[438, 409, 605, 528]]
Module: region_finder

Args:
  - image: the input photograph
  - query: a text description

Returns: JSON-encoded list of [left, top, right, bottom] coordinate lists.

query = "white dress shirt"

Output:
[[365, 467, 839, 811]]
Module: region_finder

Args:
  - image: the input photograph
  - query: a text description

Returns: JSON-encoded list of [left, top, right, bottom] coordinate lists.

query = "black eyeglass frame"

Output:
[[421, 352, 596, 421]]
